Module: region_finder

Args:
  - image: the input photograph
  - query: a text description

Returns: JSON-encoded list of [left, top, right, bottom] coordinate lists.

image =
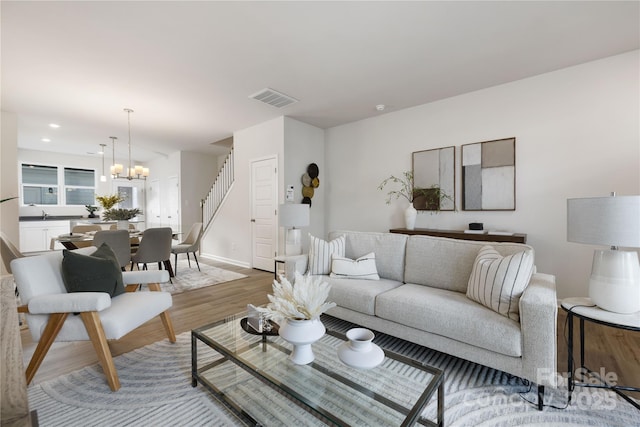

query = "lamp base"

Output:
[[589, 249, 640, 314], [285, 228, 302, 256]]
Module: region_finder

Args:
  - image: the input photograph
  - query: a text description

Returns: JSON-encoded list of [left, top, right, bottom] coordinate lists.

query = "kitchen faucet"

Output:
[[42, 210, 48, 220]]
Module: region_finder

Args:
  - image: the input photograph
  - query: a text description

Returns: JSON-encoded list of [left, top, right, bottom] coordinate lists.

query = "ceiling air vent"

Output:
[[249, 88, 298, 108]]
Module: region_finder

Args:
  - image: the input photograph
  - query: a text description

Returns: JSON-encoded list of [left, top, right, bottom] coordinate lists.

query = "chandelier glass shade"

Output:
[[110, 108, 149, 180]]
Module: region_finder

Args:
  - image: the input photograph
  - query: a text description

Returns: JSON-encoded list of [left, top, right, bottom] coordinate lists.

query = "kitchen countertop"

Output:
[[19, 215, 84, 222]]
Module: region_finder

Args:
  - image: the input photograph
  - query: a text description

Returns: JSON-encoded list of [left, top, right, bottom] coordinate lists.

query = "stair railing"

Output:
[[201, 148, 234, 231]]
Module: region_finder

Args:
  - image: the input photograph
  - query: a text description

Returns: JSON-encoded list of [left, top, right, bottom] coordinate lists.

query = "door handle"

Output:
[[251, 219, 256, 222]]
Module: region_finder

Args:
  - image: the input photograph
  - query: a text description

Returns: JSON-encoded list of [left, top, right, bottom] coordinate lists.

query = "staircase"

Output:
[[201, 148, 234, 231]]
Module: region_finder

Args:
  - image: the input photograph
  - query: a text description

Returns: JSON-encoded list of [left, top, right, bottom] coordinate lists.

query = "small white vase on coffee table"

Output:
[[278, 318, 325, 365], [337, 328, 385, 369]]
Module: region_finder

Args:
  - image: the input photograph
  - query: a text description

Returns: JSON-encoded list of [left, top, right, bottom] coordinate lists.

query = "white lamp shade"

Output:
[[567, 195, 640, 248], [279, 204, 310, 228]]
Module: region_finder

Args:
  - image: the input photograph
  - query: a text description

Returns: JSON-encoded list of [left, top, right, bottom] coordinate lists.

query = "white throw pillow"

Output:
[[466, 245, 534, 322], [308, 234, 345, 275], [330, 252, 380, 280]]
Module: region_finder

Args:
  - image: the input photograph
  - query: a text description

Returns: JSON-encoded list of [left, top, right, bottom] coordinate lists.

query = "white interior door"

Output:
[[167, 176, 180, 233], [147, 179, 161, 229], [251, 157, 277, 271]]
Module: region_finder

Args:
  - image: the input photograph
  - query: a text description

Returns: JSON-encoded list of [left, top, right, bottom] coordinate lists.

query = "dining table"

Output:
[[54, 230, 176, 277], [55, 230, 142, 250]]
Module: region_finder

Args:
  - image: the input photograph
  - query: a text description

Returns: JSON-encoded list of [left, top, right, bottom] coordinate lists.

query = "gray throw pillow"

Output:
[[61, 243, 125, 297]]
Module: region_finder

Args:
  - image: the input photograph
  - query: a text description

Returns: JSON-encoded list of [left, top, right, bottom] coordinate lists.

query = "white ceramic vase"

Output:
[[278, 318, 325, 364], [405, 204, 417, 230], [117, 220, 129, 230], [337, 328, 385, 369]]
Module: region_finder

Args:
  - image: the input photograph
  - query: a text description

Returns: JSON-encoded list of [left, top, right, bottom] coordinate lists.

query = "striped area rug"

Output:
[[28, 316, 638, 426]]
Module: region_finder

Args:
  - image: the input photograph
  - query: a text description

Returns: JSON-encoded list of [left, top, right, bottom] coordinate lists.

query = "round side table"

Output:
[[561, 297, 640, 410]]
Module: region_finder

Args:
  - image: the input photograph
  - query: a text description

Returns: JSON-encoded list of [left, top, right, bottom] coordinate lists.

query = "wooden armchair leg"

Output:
[[124, 284, 139, 293], [26, 312, 68, 385], [80, 311, 120, 391], [160, 311, 177, 343]]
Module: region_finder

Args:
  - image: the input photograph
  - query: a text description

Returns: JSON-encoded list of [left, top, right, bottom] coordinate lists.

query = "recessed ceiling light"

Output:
[[41, 138, 51, 142], [49, 123, 60, 128], [376, 104, 386, 111]]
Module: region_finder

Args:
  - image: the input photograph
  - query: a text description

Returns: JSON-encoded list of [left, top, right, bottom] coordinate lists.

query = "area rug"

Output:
[[157, 259, 247, 294], [28, 317, 638, 427]]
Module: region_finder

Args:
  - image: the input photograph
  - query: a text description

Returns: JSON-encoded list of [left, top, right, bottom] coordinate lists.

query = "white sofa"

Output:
[[285, 230, 558, 408]]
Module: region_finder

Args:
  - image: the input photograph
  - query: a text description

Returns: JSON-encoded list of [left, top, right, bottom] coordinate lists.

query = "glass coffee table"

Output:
[[192, 314, 444, 426]]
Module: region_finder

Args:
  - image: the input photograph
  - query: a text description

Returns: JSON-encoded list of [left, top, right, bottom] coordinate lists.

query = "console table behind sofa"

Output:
[[390, 228, 527, 244]]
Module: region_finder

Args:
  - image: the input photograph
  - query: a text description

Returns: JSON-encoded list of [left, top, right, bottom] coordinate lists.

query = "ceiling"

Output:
[[2, 1, 638, 162]]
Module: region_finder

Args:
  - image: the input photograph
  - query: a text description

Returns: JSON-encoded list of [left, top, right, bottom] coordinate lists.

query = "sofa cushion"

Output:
[[376, 284, 522, 357], [466, 245, 534, 322], [308, 234, 345, 275], [404, 235, 534, 293], [329, 231, 407, 282], [330, 252, 379, 280], [321, 276, 402, 316]]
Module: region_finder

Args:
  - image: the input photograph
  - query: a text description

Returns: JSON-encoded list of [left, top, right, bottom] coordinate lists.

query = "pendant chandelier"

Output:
[[110, 108, 149, 180]]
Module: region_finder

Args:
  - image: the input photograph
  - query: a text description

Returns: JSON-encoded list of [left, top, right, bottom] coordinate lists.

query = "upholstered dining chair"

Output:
[[11, 247, 176, 391], [171, 222, 203, 274], [71, 224, 103, 234], [93, 230, 131, 270], [109, 223, 137, 230], [130, 227, 174, 277]]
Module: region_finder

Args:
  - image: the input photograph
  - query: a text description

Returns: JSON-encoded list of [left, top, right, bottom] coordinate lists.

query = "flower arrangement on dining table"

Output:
[[257, 272, 336, 322]]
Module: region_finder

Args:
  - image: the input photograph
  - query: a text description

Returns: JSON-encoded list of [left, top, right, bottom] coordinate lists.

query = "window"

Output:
[[22, 164, 58, 205], [64, 168, 95, 205], [21, 163, 96, 206]]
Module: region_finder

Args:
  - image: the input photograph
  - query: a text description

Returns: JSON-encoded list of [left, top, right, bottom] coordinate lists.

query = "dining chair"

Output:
[[72, 224, 103, 234], [11, 248, 176, 391], [93, 230, 131, 270], [130, 227, 174, 277], [110, 223, 137, 230], [171, 222, 203, 274]]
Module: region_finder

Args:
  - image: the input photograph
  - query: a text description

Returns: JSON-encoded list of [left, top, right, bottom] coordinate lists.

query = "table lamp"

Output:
[[279, 203, 310, 255], [567, 193, 640, 314]]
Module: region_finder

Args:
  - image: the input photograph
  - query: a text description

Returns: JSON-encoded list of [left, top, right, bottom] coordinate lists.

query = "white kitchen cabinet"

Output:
[[19, 220, 69, 252]]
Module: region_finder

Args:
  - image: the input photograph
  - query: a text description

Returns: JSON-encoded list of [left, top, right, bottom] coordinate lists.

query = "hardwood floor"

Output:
[[21, 263, 639, 400]]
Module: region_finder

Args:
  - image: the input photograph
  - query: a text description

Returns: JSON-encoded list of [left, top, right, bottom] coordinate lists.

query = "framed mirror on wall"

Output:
[[461, 137, 516, 211], [412, 146, 455, 211]]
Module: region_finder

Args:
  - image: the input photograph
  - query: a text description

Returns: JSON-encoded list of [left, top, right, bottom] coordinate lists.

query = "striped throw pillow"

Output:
[[308, 234, 345, 275], [330, 252, 380, 280], [466, 245, 534, 322]]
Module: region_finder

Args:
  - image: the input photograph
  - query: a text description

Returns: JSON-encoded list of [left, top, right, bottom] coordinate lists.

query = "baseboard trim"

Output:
[[200, 253, 251, 269]]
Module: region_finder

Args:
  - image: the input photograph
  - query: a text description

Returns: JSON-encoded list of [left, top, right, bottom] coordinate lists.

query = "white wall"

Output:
[[179, 150, 219, 231], [201, 117, 284, 267], [1, 111, 19, 274], [283, 117, 326, 252], [325, 51, 640, 299]]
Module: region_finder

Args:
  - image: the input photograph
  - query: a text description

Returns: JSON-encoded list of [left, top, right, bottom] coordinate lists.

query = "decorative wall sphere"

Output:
[[307, 163, 319, 179], [301, 173, 312, 187], [302, 197, 312, 206], [302, 186, 314, 198], [311, 177, 320, 188]]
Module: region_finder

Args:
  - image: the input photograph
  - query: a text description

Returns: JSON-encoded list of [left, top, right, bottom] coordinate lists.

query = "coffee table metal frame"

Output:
[[191, 315, 444, 426]]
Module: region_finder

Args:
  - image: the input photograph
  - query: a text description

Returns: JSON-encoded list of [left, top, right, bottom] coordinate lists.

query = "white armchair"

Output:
[[11, 247, 176, 391]]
